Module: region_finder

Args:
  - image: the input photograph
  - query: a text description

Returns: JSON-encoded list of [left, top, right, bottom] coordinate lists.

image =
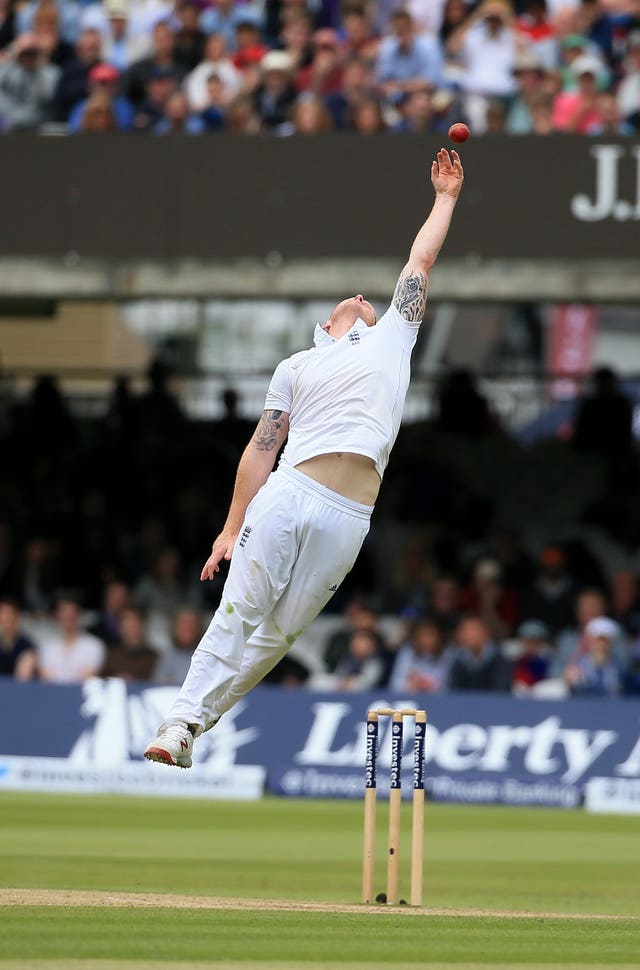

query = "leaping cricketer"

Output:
[[145, 149, 464, 767]]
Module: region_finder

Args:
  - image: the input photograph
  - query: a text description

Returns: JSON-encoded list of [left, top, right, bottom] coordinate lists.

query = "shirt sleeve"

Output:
[[375, 302, 421, 350], [264, 358, 293, 413]]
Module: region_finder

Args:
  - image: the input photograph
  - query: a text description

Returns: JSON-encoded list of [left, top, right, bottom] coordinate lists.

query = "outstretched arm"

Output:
[[200, 409, 290, 580], [393, 148, 464, 323]]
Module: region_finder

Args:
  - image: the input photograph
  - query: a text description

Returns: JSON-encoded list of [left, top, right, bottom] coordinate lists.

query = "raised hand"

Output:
[[431, 149, 464, 199]]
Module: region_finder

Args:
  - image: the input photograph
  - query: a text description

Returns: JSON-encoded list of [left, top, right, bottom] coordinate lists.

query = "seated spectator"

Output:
[[174, 0, 206, 72], [323, 598, 387, 673], [610, 570, 640, 638], [564, 616, 623, 696], [587, 90, 635, 134], [17, 0, 79, 47], [68, 63, 133, 131], [330, 629, 385, 691], [154, 607, 202, 685], [184, 33, 242, 112], [376, 8, 443, 105], [573, 367, 633, 454], [82, 0, 151, 74], [200, 0, 262, 53], [439, 0, 474, 83], [53, 27, 102, 122], [297, 28, 344, 96], [0, 0, 16, 54], [528, 90, 554, 133], [121, 21, 185, 108], [0, 32, 59, 131], [485, 96, 507, 132], [523, 546, 576, 636], [552, 55, 605, 132], [430, 576, 462, 638], [325, 56, 373, 128], [350, 95, 386, 132], [120, 0, 173, 45], [618, 31, 640, 131], [131, 65, 177, 130], [231, 18, 268, 76], [551, 587, 629, 676], [225, 91, 260, 133], [512, 619, 551, 692], [389, 619, 450, 693], [339, 4, 379, 66], [279, 10, 313, 78], [291, 92, 333, 132], [102, 606, 157, 681], [134, 547, 184, 616], [199, 72, 230, 129], [39, 593, 105, 683], [460, 558, 519, 638], [506, 50, 548, 133], [89, 579, 131, 647], [253, 49, 297, 130], [78, 89, 117, 131], [32, 0, 75, 68], [0, 598, 37, 680], [448, 0, 516, 132], [154, 90, 205, 133], [393, 86, 439, 133], [515, 0, 557, 70], [447, 615, 512, 691]]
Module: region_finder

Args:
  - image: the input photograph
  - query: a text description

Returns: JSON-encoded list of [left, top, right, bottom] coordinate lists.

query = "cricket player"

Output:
[[145, 148, 464, 767]]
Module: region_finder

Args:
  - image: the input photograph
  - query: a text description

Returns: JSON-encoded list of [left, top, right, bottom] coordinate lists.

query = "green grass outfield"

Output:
[[0, 792, 638, 969]]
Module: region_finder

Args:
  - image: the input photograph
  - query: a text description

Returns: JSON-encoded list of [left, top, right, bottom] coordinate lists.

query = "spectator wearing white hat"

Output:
[[81, 0, 152, 73], [564, 617, 625, 697], [252, 49, 296, 130]]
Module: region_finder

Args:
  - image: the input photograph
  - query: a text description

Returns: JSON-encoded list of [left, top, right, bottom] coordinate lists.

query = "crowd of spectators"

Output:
[[1, 357, 640, 697], [0, 0, 639, 134]]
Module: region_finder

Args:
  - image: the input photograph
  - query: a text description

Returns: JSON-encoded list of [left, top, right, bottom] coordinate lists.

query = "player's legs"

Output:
[[210, 468, 372, 718]]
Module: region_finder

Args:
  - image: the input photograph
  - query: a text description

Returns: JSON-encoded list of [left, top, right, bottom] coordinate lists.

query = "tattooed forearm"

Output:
[[252, 409, 284, 452], [392, 269, 428, 323]]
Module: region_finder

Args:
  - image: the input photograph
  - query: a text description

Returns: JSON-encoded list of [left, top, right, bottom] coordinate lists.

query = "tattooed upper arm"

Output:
[[392, 267, 428, 323], [251, 409, 289, 453]]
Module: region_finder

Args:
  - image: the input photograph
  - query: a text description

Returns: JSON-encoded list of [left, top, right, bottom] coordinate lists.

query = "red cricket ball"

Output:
[[448, 122, 470, 143]]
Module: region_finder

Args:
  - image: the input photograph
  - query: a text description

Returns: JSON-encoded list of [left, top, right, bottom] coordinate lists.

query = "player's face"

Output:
[[322, 294, 376, 339]]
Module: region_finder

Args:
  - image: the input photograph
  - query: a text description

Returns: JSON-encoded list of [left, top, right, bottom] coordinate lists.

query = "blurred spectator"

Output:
[[376, 9, 443, 104], [226, 91, 260, 132], [154, 607, 203, 684], [393, 86, 439, 133], [515, 0, 557, 70], [121, 21, 184, 108], [447, 615, 512, 691], [436, 368, 495, 437], [551, 587, 629, 676], [184, 33, 242, 111], [297, 27, 343, 96], [389, 618, 450, 693], [131, 64, 177, 128], [460, 558, 520, 638], [154, 89, 205, 132], [0, 0, 16, 53], [291, 91, 333, 131], [199, 72, 229, 129], [134, 547, 184, 616], [586, 90, 635, 134], [485, 96, 507, 131], [350, 95, 386, 131], [173, 0, 206, 72], [323, 598, 386, 673], [448, 0, 517, 132], [89, 579, 131, 647], [253, 49, 297, 129], [573, 367, 633, 454], [101, 606, 157, 680], [618, 30, 640, 130], [84, 0, 151, 73], [68, 63, 133, 131], [78, 88, 117, 131], [609, 570, 640, 638], [32, 1, 75, 68], [17, 0, 80, 47], [552, 54, 604, 132], [39, 594, 105, 683], [0, 32, 59, 131], [506, 49, 548, 133], [0, 598, 37, 680], [231, 19, 268, 74], [564, 616, 623, 696], [528, 90, 554, 132], [439, 0, 473, 49], [329, 629, 385, 691], [325, 56, 373, 128], [339, 4, 379, 65], [430, 576, 462, 638], [212, 388, 255, 465], [200, 0, 262, 53], [279, 10, 313, 77], [54, 27, 102, 121], [511, 619, 551, 692], [9, 537, 60, 615], [524, 546, 575, 636]]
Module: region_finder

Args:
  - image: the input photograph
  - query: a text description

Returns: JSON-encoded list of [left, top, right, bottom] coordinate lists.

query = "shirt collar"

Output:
[[312, 317, 369, 348]]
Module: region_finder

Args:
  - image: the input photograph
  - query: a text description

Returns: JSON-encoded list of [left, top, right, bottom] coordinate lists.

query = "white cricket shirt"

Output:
[[264, 303, 419, 480]]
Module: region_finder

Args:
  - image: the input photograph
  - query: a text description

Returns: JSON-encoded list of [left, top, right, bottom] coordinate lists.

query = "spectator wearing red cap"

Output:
[[68, 61, 134, 130]]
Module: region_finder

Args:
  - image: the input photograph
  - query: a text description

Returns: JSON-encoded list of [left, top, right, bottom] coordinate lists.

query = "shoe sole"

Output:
[[144, 746, 191, 769]]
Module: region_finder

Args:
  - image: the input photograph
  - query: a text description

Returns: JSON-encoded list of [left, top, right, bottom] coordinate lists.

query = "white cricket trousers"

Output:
[[164, 463, 372, 734]]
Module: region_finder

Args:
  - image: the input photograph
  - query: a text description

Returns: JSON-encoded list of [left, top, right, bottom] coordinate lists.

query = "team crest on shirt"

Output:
[[348, 330, 361, 345], [239, 525, 253, 548]]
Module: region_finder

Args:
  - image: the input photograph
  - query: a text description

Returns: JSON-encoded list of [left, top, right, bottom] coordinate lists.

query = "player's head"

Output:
[[322, 294, 376, 340]]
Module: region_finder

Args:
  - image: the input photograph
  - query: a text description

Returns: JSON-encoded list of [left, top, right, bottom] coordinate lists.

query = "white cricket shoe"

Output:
[[144, 722, 193, 768]]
